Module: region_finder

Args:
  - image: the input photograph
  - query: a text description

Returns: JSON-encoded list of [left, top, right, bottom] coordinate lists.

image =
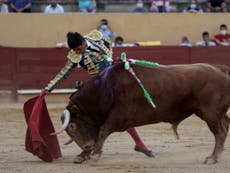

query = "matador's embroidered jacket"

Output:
[[45, 30, 113, 92]]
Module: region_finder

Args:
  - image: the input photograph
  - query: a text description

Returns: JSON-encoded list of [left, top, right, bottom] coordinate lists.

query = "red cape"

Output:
[[24, 92, 62, 162]]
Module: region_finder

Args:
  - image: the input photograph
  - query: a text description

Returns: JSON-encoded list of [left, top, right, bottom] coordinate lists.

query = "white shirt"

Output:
[[195, 41, 216, 46], [180, 42, 192, 47], [0, 4, 8, 13], [44, 4, 64, 14]]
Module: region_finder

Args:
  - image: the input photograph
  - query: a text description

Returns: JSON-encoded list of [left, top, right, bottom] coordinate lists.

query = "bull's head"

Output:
[[52, 103, 99, 151]]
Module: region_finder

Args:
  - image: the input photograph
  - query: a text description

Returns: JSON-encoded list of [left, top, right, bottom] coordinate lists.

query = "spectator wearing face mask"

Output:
[[184, 0, 203, 13], [131, 0, 148, 13], [97, 19, 117, 40], [44, 0, 64, 14], [214, 24, 230, 46]]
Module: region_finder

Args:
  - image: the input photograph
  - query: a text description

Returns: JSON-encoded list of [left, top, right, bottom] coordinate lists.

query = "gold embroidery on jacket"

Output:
[[85, 30, 103, 41], [46, 30, 112, 92], [82, 53, 100, 75], [67, 50, 82, 63], [87, 52, 103, 63], [88, 64, 100, 75], [85, 30, 113, 57], [45, 60, 75, 92]]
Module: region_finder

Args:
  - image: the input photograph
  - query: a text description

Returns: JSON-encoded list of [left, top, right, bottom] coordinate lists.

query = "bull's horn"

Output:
[[64, 138, 74, 145], [50, 109, 70, 135]]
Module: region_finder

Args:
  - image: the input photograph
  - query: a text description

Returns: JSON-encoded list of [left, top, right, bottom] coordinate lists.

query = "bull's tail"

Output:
[[171, 122, 180, 140]]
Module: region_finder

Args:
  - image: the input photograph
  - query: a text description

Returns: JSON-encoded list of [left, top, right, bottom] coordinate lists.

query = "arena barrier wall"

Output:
[[0, 46, 230, 100]]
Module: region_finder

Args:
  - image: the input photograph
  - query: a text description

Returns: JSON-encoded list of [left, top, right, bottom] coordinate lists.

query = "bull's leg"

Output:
[[127, 128, 155, 157], [73, 150, 92, 164], [90, 124, 112, 161], [204, 115, 229, 164]]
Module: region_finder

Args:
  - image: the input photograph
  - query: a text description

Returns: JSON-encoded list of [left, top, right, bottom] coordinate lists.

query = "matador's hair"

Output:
[[67, 32, 85, 49]]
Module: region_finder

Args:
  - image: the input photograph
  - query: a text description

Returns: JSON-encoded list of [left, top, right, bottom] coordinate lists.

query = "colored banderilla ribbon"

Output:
[[128, 59, 160, 68], [120, 52, 157, 108]]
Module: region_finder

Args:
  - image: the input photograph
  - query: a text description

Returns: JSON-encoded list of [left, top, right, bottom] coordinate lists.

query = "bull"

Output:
[[54, 62, 230, 164]]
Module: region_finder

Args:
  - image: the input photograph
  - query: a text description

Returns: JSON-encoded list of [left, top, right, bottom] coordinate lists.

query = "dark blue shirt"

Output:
[[9, 0, 32, 9]]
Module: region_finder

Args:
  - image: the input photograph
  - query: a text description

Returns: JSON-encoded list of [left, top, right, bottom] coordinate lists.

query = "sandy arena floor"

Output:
[[1, 101, 230, 173]]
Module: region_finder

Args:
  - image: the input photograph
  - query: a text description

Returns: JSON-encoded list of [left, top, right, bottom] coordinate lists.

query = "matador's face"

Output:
[[73, 41, 87, 54]]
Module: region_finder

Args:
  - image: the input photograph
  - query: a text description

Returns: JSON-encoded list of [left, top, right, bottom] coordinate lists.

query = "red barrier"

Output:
[[1, 46, 230, 99], [190, 47, 230, 65], [114, 46, 190, 64], [0, 47, 15, 89]]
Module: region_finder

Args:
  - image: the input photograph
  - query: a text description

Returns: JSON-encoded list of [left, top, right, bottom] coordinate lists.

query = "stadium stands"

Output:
[[30, 0, 214, 13]]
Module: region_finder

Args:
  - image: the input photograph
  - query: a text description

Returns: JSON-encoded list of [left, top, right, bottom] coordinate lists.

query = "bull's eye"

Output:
[[68, 123, 77, 132]]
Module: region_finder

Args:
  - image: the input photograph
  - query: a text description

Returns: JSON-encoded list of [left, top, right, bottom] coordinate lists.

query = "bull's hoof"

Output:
[[203, 156, 218, 164], [134, 145, 155, 158], [73, 156, 86, 164], [90, 153, 101, 161]]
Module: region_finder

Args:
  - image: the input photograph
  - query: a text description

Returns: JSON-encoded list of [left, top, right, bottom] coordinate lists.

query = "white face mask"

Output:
[[136, 3, 143, 8], [190, 4, 197, 9], [220, 30, 227, 35]]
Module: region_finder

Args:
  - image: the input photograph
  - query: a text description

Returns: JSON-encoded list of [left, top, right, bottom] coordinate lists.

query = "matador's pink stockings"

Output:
[[126, 128, 154, 157]]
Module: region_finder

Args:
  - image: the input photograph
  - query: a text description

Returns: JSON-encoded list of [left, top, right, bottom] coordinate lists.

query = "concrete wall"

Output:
[[1, 13, 230, 47]]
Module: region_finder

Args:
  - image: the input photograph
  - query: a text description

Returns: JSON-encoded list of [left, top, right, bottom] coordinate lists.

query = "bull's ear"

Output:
[[71, 105, 79, 114]]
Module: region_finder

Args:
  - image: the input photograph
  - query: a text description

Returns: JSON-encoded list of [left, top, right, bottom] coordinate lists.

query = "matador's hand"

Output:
[[40, 89, 49, 96]]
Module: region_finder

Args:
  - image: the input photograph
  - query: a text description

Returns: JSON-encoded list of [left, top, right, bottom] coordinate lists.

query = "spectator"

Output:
[[207, 0, 227, 12], [214, 24, 230, 46], [196, 31, 216, 46], [0, 0, 8, 13], [180, 36, 192, 47], [44, 0, 64, 14], [150, 0, 177, 13], [114, 36, 124, 47], [183, 0, 203, 13], [78, 0, 96, 13], [131, 0, 148, 13], [9, 0, 32, 12], [97, 19, 117, 40]]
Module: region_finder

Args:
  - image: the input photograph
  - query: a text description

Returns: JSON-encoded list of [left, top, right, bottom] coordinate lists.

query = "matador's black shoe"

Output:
[[134, 145, 155, 158]]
